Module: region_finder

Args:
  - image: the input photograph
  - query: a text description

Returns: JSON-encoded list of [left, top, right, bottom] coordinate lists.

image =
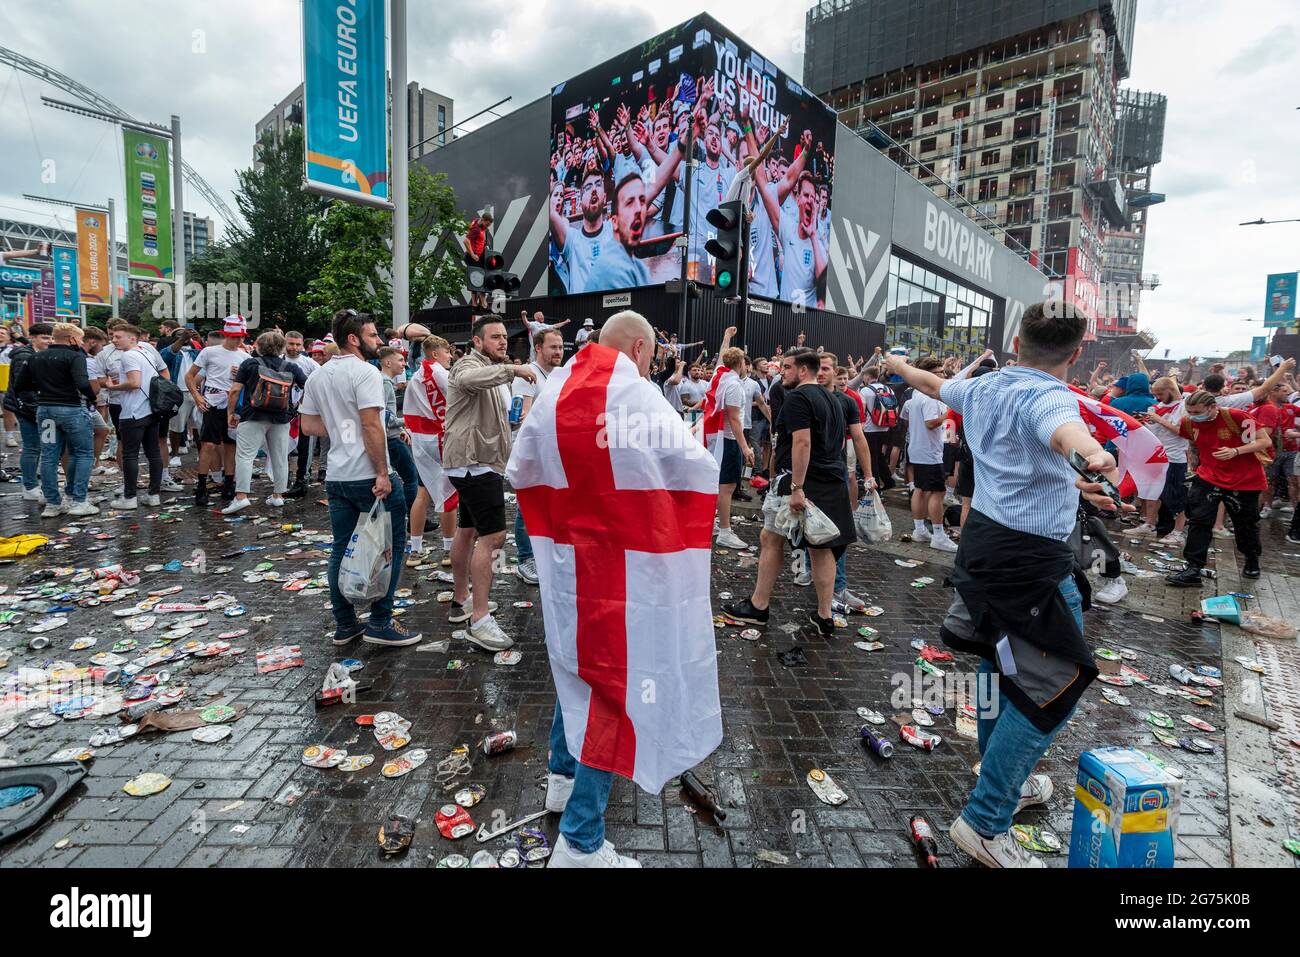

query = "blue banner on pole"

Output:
[[1250, 336, 1268, 363], [0, 265, 42, 289], [302, 0, 391, 208], [1264, 272, 1297, 328], [53, 245, 80, 317]]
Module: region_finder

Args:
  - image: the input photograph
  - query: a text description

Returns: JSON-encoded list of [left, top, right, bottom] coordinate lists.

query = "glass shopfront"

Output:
[[885, 253, 994, 357]]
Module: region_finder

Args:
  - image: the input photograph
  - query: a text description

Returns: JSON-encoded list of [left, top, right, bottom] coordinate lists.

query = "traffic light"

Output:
[[705, 200, 745, 299], [482, 249, 521, 297]]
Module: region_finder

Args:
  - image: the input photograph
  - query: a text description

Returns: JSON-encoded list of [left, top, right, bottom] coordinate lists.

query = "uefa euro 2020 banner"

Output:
[[302, 0, 391, 209], [52, 245, 80, 317], [75, 208, 110, 304], [123, 128, 173, 280], [548, 13, 838, 307]]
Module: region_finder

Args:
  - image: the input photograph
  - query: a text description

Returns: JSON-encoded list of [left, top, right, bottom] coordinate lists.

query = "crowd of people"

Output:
[[0, 302, 1292, 870]]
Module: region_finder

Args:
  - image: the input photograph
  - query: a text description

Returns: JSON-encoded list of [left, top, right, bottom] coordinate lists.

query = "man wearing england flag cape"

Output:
[[506, 310, 722, 868]]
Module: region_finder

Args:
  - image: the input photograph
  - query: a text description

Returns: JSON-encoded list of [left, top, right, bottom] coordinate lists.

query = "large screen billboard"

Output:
[[548, 13, 838, 307]]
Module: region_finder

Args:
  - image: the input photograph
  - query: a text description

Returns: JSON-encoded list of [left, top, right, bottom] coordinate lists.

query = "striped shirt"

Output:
[[941, 366, 1084, 541]]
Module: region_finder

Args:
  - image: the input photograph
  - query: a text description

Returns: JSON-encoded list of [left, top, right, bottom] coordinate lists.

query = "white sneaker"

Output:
[[1212, 527, 1233, 540], [929, 532, 958, 553], [1015, 773, 1054, 813], [950, 817, 1045, 868], [1156, 531, 1185, 547], [139, 494, 161, 507], [716, 528, 747, 549], [22, 487, 45, 503], [547, 834, 641, 869], [1093, 576, 1128, 605], [944, 491, 959, 507], [160, 478, 184, 492], [41, 503, 66, 518], [266, 495, 285, 507], [545, 773, 575, 813], [220, 497, 251, 515], [1130, 523, 1157, 536], [109, 497, 138, 510], [912, 525, 933, 543], [65, 500, 100, 517], [4, 434, 16, 448], [467, 615, 514, 651], [168, 457, 182, 468]]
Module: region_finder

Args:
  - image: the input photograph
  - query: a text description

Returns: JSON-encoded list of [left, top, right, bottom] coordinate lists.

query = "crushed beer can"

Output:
[[381, 748, 428, 778], [454, 783, 486, 807], [302, 745, 348, 768], [517, 827, 551, 863], [1011, 823, 1062, 854], [900, 725, 942, 751], [806, 768, 848, 805], [436, 804, 476, 840]]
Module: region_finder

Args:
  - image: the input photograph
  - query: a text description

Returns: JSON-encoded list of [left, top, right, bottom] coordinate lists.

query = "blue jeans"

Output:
[[18, 416, 42, 490], [514, 508, 533, 563], [37, 405, 93, 505], [962, 575, 1084, 839], [324, 476, 408, 633], [549, 702, 614, 854], [835, 553, 847, 592], [386, 437, 419, 510]]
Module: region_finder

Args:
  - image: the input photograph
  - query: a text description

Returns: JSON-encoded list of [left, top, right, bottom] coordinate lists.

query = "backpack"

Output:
[[247, 357, 295, 413], [867, 382, 899, 429], [149, 376, 184, 419]]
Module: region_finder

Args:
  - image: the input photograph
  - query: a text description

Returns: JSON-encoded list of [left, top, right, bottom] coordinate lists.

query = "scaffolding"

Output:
[[1114, 89, 1167, 169]]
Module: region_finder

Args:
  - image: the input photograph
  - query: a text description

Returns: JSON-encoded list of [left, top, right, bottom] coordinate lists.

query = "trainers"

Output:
[[168, 456, 182, 468], [794, 567, 813, 587], [547, 834, 641, 869], [21, 487, 45, 503], [912, 525, 933, 543], [220, 497, 251, 515], [449, 599, 497, 624], [1212, 527, 1233, 539], [109, 497, 138, 510], [1156, 530, 1185, 547], [929, 532, 958, 553], [1015, 774, 1054, 813], [517, 558, 539, 585], [949, 817, 1045, 868], [1130, 523, 1157, 536], [716, 528, 747, 549], [545, 773, 575, 813], [721, 597, 769, 625], [808, 611, 835, 638], [1166, 567, 1203, 588], [266, 495, 285, 507], [65, 500, 100, 517], [140, 494, 161, 507], [160, 478, 184, 492], [466, 615, 514, 651], [405, 548, 428, 568], [834, 588, 867, 613], [1093, 576, 1128, 604], [363, 621, 423, 646], [3, 434, 15, 448], [332, 626, 363, 646], [41, 503, 65, 518]]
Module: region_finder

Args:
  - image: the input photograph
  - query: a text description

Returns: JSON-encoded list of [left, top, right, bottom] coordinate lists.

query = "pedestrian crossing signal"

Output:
[[705, 200, 744, 297]]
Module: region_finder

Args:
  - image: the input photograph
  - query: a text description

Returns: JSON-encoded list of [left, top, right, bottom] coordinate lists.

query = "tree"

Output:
[[185, 127, 329, 332], [301, 164, 466, 329], [117, 282, 164, 331]]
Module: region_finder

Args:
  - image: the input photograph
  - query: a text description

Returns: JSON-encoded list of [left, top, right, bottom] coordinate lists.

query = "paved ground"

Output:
[[1, 464, 1296, 868]]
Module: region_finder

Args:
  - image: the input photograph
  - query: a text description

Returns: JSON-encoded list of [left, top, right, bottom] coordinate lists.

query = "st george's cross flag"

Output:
[[1070, 386, 1169, 500], [506, 343, 723, 794], [694, 364, 737, 464]]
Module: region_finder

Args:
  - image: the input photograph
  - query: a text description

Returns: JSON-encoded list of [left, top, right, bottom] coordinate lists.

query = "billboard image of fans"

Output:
[[548, 13, 838, 307]]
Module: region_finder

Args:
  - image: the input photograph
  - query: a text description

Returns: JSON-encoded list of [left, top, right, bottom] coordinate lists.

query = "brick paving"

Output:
[[3, 471, 1293, 868]]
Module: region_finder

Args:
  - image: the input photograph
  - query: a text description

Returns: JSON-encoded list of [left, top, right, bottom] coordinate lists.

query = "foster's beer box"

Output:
[[1068, 747, 1181, 868]]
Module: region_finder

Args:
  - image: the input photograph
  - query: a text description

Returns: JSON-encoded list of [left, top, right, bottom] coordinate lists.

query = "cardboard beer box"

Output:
[[1068, 747, 1181, 868]]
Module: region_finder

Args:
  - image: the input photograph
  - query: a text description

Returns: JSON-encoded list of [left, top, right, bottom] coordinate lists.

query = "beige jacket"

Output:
[[443, 347, 516, 472]]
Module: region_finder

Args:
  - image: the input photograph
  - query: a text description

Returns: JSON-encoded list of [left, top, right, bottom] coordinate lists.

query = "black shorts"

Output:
[[955, 447, 976, 499], [942, 443, 958, 476], [449, 470, 507, 536], [719, 438, 742, 485], [912, 462, 946, 492], [108, 404, 121, 430], [199, 406, 235, 446]]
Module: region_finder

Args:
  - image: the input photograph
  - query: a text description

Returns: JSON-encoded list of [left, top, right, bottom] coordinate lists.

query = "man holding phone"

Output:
[[885, 302, 1126, 868]]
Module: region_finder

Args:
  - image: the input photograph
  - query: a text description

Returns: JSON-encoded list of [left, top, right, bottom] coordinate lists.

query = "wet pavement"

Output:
[[0, 466, 1292, 868]]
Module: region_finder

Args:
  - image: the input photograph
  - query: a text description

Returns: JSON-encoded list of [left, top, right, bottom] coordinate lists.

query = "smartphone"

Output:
[[1067, 449, 1123, 510], [1270, 355, 1284, 369]]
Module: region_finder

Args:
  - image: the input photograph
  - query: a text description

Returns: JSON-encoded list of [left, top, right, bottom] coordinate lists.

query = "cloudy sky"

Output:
[[2, 0, 1297, 356]]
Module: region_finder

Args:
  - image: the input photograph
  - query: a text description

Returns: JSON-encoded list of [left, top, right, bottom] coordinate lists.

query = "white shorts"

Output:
[[411, 433, 457, 511], [90, 408, 108, 431]]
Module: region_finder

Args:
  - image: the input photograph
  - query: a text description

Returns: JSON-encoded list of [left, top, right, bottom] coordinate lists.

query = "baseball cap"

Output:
[[221, 314, 247, 337], [1112, 375, 1130, 392]]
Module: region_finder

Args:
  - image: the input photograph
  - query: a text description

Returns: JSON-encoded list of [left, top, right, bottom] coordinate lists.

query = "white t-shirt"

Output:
[[720, 374, 744, 439], [192, 345, 245, 411], [778, 216, 818, 305], [298, 355, 388, 482], [98, 344, 124, 405], [288, 352, 317, 403], [1148, 398, 1188, 464], [511, 361, 550, 405], [740, 376, 762, 430], [118, 348, 156, 421], [902, 393, 947, 465], [747, 182, 780, 298], [574, 327, 592, 348], [559, 220, 612, 296], [137, 341, 168, 375], [689, 156, 736, 262], [678, 378, 708, 407]]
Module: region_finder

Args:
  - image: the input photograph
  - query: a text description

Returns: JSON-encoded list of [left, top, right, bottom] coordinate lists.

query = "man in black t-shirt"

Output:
[[723, 348, 855, 638]]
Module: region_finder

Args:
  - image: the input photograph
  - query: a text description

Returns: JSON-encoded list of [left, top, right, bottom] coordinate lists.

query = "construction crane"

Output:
[[0, 44, 240, 228]]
